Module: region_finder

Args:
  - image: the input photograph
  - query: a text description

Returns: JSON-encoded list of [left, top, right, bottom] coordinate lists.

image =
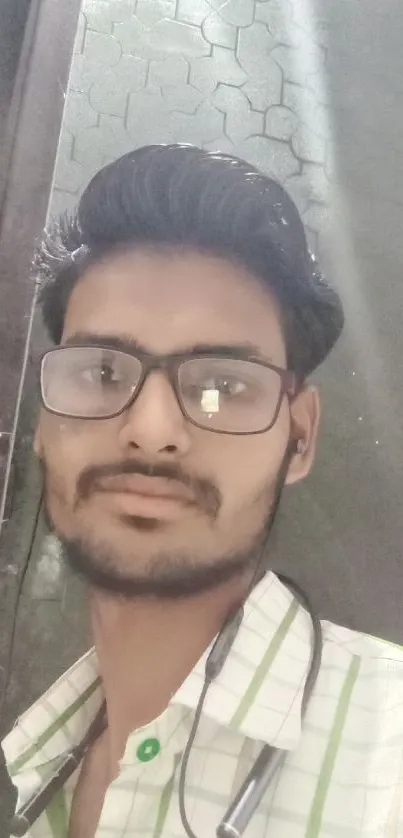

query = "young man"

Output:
[[3, 145, 403, 838]]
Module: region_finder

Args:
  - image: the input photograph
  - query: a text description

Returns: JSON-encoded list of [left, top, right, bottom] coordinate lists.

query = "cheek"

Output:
[[209, 412, 290, 515], [39, 416, 102, 500]]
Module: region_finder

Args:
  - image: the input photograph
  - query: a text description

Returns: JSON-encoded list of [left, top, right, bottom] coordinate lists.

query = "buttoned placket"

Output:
[[92, 704, 191, 835]]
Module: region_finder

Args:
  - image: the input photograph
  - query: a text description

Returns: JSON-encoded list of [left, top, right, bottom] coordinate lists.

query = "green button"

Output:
[[136, 737, 161, 763]]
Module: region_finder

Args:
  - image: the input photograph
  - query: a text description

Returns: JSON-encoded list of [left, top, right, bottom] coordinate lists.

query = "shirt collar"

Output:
[[172, 571, 311, 747], [2, 572, 311, 785]]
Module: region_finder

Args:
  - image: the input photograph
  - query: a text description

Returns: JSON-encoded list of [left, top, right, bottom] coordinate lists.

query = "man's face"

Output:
[[36, 248, 319, 597]]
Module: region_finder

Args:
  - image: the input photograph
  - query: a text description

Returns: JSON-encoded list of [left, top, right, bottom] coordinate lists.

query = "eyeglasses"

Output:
[[39, 345, 296, 435]]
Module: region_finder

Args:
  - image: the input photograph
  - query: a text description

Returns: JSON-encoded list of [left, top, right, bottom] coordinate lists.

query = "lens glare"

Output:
[[178, 358, 282, 433]]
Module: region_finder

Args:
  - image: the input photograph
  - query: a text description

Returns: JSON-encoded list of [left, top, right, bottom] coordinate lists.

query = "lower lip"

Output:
[[98, 490, 193, 519]]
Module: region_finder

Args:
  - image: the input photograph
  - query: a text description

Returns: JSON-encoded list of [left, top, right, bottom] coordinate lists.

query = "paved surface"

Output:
[[51, 0, 333, 254], [3, 0, 403, 832]]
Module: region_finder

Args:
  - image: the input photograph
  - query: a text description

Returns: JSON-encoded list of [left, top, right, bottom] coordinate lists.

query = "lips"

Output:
[[95, 474, 195, 505]]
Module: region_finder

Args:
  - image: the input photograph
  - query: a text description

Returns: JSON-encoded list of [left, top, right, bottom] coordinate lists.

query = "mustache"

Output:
[[75, 459, 221, 518]]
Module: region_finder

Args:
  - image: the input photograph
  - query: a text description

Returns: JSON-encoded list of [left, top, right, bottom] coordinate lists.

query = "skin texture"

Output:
[[35, 247, 320, 838]]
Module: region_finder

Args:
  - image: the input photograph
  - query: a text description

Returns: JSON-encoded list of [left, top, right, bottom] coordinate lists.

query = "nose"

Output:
[[117, 371, 192, 457]]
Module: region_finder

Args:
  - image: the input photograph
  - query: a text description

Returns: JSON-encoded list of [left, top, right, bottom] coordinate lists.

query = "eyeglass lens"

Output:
[[41, 347, 284, 433]]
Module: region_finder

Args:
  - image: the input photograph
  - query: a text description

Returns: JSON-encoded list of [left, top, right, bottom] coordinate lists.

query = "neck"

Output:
[[89, 575, 249, 776]]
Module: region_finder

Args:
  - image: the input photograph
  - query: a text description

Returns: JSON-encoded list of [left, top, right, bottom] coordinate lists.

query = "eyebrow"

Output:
[[63, 332, 271, 362]]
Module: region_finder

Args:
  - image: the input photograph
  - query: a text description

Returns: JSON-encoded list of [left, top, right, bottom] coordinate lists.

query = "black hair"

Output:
[[37, 144, 344, 379]]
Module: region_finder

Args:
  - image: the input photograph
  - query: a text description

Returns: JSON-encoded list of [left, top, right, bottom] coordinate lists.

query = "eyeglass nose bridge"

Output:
[[123, 352, 185, 417], [141, 353, 180, 376]]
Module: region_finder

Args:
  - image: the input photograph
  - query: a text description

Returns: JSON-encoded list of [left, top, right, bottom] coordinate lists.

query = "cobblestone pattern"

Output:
[[51, 0, 333, 251]]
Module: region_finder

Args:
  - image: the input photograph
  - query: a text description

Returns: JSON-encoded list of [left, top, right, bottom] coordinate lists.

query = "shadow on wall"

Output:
[[0, 0, 31, 165]]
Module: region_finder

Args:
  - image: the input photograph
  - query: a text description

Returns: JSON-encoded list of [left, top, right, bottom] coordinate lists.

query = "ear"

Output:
[[286, 385, 321, 486]]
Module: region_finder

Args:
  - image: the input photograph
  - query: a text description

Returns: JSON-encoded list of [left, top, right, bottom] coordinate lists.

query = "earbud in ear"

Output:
[[296, 439, 306, 455]]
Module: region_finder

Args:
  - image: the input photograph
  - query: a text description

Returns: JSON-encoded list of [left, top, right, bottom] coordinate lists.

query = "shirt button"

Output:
[[136, 737, 161, 763]]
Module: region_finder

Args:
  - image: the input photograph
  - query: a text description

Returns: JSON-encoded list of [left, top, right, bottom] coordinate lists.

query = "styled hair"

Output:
[[37, 144, 344, 379]]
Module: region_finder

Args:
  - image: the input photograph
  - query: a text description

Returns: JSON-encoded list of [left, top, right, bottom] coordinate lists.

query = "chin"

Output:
[[61, 534, 256, 601]]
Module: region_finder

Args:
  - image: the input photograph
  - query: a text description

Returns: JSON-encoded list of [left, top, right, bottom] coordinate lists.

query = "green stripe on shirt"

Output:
[[31, 765, 69, 838], [153, 754, 181, 838], [304, 655, 361, 838], [230, 598, 299, 728], [46, 788, 69, 838], [9, 677, 101, 775]]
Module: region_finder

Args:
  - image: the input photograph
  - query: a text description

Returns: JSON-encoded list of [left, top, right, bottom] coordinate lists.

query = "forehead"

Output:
[[62, 247, 287, 363]]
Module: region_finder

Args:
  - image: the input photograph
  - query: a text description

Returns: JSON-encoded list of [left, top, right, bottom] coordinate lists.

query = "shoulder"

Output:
[[318, 618, 403, 729], [322, 617, 403, 664]]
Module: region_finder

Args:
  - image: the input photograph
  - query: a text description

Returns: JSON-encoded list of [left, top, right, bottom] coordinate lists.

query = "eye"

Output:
[[179, 358, 276, 413], [184, 376, 248, 402], [79, 362, 124, 386], [201, 376, 246, 397]]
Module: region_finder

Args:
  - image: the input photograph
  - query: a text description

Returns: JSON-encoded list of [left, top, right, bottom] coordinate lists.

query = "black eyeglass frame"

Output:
[[39, 345, 297, 436]]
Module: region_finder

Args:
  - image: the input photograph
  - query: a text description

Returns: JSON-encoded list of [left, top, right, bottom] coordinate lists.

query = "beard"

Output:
[[42, 450, 290, 601], [55, 526, 270, 599]]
